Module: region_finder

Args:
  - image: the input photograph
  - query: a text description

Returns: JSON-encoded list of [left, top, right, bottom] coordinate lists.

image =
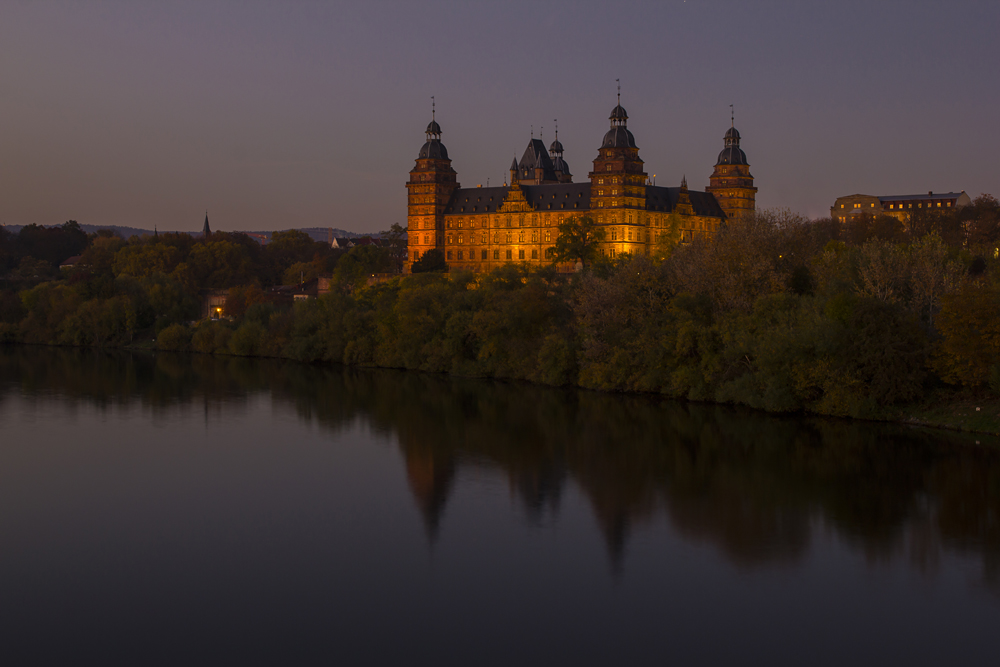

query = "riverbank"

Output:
[[8, 338, 1000, 441]]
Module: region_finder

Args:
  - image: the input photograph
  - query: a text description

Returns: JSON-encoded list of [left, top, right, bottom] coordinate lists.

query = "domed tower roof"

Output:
[[549, 138, 564, 154], [417, 104, 449, 160], [715, 124, 747, 166], [602, 86, 636, 147]]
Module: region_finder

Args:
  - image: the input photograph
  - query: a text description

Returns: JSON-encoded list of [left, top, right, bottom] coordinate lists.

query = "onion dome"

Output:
[[609, 104, 628, 123], [426, 119, 442, 136], [715, 125, 748, 166], [549, 138, 564, 154]]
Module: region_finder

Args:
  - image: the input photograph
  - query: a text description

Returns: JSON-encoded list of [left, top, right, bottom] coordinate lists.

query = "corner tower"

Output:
[[406, 106, 459, 267], [589, 95, 647, 220], [706, 122, 756, 220]]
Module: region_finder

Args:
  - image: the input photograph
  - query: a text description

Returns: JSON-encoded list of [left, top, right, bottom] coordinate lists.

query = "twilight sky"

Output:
[[1, 0, 997, 233]]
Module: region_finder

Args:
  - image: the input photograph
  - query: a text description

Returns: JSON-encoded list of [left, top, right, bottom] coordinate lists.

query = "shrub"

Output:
[[156, 323, 192, 351]]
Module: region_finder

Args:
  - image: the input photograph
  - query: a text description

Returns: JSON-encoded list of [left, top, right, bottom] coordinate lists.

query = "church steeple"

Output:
[[202, 212, 211, 237]]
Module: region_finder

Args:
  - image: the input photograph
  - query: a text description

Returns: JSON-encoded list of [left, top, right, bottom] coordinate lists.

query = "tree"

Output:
[[551, 215, 605, 271], [411, 248, 448, 273]]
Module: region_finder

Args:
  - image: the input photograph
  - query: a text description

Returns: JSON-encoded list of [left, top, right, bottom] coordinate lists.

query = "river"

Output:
[[0, 346, 997, 665]]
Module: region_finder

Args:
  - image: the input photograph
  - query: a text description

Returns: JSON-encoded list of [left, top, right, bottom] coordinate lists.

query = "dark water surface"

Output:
[[0, 347, 998, 665]]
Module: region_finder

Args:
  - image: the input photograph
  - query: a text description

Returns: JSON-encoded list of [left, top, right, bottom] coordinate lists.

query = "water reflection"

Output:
[[2, 345, 998, 588]]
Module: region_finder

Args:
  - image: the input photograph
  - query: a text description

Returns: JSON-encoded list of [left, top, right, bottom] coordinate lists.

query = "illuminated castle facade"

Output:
[[406, 100, 755, 271]]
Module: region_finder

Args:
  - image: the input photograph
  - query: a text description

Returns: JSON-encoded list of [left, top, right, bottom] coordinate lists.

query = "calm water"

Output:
[[0, 347, 998, 665]]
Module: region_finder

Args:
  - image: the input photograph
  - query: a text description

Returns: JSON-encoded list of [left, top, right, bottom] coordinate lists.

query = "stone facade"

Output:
[[407, 102, 756, 272], [831, 191, 972, 223]]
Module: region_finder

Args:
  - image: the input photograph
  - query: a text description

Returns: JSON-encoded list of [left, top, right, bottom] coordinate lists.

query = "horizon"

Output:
[[2, 1, 997, 233]]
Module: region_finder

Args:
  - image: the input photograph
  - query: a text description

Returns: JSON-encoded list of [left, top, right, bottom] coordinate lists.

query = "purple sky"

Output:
[[1, 0, 997, 233]]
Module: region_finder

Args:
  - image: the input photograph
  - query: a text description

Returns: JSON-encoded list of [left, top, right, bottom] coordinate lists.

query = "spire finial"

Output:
[[540, 126, 543, 142], [432, 96, 435, 121], [730, 104, 734, 127], [554, 118, 558, 141], [531, 124, 533, 138], [616, 78, 620, 105]]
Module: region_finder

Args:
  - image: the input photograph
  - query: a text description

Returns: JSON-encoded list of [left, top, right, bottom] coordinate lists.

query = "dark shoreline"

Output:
[[5, 339, 999, 446]]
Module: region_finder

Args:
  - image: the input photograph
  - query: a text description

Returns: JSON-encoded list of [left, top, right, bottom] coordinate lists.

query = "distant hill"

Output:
[[1, 223, 370, 242]]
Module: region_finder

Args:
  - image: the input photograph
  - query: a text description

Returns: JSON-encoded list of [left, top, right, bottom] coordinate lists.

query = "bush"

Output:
[[157, 323, 192, 351], [191, 322, 232, 354]]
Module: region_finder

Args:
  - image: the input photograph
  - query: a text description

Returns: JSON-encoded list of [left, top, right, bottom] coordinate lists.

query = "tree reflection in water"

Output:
[[1, 346, 998, 587]]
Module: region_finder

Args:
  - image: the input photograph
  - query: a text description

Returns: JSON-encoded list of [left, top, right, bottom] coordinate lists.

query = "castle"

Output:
[[406, 98, 756, 271]]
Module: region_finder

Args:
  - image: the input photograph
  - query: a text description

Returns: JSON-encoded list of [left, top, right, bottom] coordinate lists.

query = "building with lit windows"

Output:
[[831, 191, 972, 223], [406, 99, 757, 271]]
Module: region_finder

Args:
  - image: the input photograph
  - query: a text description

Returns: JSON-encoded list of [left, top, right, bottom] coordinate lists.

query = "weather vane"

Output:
[[431, 96, 435, 120], [616, 78, 620, 104], [730, 104, 734, 126]]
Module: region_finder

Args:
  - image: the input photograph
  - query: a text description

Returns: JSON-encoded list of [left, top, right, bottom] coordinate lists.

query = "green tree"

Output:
[[551, 215, 605, 271], [411, 248, 448, 273]]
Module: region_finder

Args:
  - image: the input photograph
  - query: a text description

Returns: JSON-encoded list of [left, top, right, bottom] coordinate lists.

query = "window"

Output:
[[481, 232, 487, 243], [413, 251, 420, 260], [871, 203, 875, 207], [518, 231, 524, 243], [545, 247, 554, 259], [611, 229, 617, 241], [457, 251, 463, 260], [531, 231, 538, 242], [423, 235, 429, 244], [531, 249, 538, 259], [481, 249, 488, 260], [447, 235, 453, 244], [840, 204, 844, 209], [599, 178, 604, 185], [470, 219, 476, 228], [447, 251, 453, 260], [627, 229, 632, 241], [610, 249, 616, 258], [606, 164, 612, 172], [545, 230, 551, 242], [628, 213, 633, 224], [457, 220, 463, 228], [506, 249, 512, 259], [458, 234, 463, 244], [494, 250, 500, 259], [518, 249, 525, 259]]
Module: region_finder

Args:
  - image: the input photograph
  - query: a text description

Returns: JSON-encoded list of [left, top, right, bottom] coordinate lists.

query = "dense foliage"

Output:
[[4, 196, 1000, 417]]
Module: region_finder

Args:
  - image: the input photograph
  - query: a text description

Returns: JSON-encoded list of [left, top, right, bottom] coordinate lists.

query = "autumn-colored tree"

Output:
[[224, 285, 266, 319], [932, 281, 1000, 387]]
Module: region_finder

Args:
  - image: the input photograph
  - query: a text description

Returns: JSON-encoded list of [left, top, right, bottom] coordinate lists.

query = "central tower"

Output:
[[588, 94, 647, 219]]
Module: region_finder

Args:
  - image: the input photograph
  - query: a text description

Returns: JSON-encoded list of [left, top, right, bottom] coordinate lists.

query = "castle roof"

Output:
[[442, 183, 591, 215], [518, 139, 558, 181]]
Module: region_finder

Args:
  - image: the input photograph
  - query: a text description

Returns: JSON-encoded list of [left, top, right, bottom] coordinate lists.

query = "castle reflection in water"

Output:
[[2, 346, 998, 585]]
